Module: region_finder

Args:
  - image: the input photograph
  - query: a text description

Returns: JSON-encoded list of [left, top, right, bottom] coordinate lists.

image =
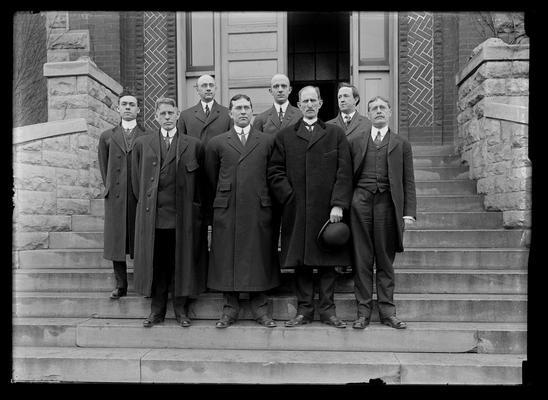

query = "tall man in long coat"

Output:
[[177, 74, 232, 149], [252, 74, 302, 134], [205, 94, 280, 329], [132, 97, 208, 328], [268, 86, 353, 329], [348, 96, 416, 330], [98, 91, 150, 299]]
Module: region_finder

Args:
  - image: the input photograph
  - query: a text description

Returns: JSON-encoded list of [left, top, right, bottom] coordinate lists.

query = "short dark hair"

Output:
[[155, 97, 177, 112], [119, 90, 139, 106], [338, 83, 360, 106], [229, 94, 253, 110], [367, 96, 391, 111]]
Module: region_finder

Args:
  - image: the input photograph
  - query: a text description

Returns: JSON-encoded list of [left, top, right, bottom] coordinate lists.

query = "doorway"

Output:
[[287, 12, 350, 122]]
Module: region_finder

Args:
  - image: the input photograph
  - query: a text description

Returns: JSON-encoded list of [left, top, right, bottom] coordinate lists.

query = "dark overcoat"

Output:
[[177, 100, 232, 147], [98, 124, 149, 261], [252, 104, 302, 134], [205, 128, 281, 292], [348, 129, 417, 252], [267, 119, 353, 267], [131, 131, 208, 297], [326, 111, 372, 142]]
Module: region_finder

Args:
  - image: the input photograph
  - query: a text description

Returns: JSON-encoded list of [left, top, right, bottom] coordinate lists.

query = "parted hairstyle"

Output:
[[228, 94, 253, 110], [155, 97, 177, 112]]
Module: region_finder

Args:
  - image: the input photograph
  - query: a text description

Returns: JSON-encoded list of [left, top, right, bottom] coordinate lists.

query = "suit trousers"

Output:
[[294, 266, 338, 320], [350, 188, 397, 319], [112, 260, 128, 289], [222, 292, 269, 320], [150, 229, 188, 319]]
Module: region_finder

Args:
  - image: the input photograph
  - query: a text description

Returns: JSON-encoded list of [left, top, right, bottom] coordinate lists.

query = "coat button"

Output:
[[146, 207, 150, 211], [116, 182, 120, 185], [147, 193, 151, 197], [153, 161, 157, 166], [150, 177, 154, 181], [117, 155, 121, 158], [117, 168, 121, 171], [116, 194, 120, 198]]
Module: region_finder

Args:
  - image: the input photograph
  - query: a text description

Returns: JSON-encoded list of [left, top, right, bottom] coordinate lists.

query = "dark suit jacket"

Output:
[[252, 104, 302, 134], [326, 111, 372, 142], [349, 128, 417, 252], [177, 100, 232, 147]]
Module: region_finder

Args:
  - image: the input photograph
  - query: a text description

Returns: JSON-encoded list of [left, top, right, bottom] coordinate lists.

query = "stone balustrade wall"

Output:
[[456, 38, 530, 232]]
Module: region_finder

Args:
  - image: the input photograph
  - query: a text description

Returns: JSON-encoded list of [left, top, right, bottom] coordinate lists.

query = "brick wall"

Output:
[[457, 12, 490, 71]]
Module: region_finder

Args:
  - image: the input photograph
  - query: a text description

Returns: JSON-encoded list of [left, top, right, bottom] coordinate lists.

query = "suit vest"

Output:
[[357, 133, 390, 193], [156, 133, 178, 229]]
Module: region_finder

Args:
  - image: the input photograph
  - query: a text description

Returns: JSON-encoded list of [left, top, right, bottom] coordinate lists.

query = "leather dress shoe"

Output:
[[256, 315, 277, 328], [215, 314, 235, 329], [177, 316, 192, 328], [352, 317, 370, 329], [143, 314, 164, 328], [110, 288, 127, 299], [381, 315, 407, 329], [321, 315, 347, 328], [284, 314, 312, 327]]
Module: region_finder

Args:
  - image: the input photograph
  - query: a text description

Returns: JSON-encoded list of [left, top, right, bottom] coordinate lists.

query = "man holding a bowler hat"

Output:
[[268, 85, 353, 328]]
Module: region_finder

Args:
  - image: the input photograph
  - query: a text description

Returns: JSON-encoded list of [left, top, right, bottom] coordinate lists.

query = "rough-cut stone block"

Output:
[[477, 61, 513, 80], [506, 78, 528, 96], [42, 135, 71, 152], [57, 199, 90, 215], [15, 214, 71, 233], [77, 149, 91, 170], [14, 232, 49, 250], [47, 30, 90, 50], [49, 94, 92, 110], [14, 164, 56, 192], [511, 61, 529, 76], [90, 199, 104, 216], [18, 191, 57, 215], [41, 150, 79, 169], [57, 185, 89, 199], [17, 141, 42, 152], [503, 211, 531, 228], [48, 77, 77, 96], [14, 149, 43, 165], [55, 168, 88, 187], [47, 51, 70, 63]]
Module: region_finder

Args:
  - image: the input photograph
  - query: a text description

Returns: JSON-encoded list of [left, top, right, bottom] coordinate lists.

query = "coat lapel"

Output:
[[227, 129, 243, 154], [147, 131, 161, 164], [307, 121, 327, 150], [267, 105, 281, 129], [202, 101, 221, 130], [356, 128, 371, 175], [346, 114, 362, 137], [294, 120, 310, 142], [282, 105, 299, 128], [112, 126, 127, 153], [239, 128, 261, 163], [161, 134, 179, 169], [176, 133, 189, 166], [192, 102, 206, 124], [387, 130, 398, 154]]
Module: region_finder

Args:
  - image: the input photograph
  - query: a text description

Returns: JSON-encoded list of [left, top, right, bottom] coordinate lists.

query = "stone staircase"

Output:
[[12, 145, 528, 384]]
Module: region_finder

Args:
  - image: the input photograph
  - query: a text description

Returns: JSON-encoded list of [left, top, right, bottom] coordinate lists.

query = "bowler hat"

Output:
[[317, 219, 350, 251]]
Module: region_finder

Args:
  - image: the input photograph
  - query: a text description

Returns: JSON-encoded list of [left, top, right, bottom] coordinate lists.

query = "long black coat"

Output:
[[98, 124, 149, 261], [348, 129, 417, 252], [131, 131, 208, 297], [267, 119, 353, 267], [177, 101, 232, 148], [205, 128, 280, 291], [252, 104, 302, 135]]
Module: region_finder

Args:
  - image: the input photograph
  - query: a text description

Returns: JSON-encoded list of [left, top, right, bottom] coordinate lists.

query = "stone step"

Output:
[[412, 155, 464, 168], [71, 215, 104, 232], [415, 179, 477, 195], [404, 229, 526, 248], [14, 268, 528, 295], [16, 248, 529, 270], [410, 212, 502, 229], [13, 292, 527, 322], [13, 317, 526, 354], [12, 346, 525, 383], [414, 166, 469, 180], [17, 249, 111, 269], [416, 195, 484, 211], [44, 228, 523, 250], [411, 145, 457, 156], [394, 248, 529, 269]]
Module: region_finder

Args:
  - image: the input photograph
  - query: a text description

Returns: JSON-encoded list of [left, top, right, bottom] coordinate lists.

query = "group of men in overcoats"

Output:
[[98, 72, 416, 331]]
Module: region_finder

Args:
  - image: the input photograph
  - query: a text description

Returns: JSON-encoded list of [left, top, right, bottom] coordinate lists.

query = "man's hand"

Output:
[[330, 206, 343, 223], [403, 217, 415, 230]]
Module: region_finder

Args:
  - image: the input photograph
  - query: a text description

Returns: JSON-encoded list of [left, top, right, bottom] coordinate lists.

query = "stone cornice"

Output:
[[13, 118, 88, 145], [482, 101, 528, 125], [43, 60, 123, 95], [456, 39, 529, 87]]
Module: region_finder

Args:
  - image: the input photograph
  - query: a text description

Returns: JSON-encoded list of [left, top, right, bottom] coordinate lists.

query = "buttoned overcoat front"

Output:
[[131, 131, 208, 297], [98, 124, 150, 261], [267, 119, 353, 268], [205, 128, 281, 291]]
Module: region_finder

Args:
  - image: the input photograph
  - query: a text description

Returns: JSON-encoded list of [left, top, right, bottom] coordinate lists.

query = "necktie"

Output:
[[164, 134, 171, 150], [344, 115, 351, 128], [205, 104, 210, 118], [305, 123, 314, 132], [238, 130, 246, 146], [374, 131, 382, 145], [124, 128, 132, 136], [278, 107, 284, 122]]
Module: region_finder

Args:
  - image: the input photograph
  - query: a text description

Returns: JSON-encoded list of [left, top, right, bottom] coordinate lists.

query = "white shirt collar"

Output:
[[161, 127, 177, 138], [234, 125, 251, 135], [303, 117, 318, 125], [342, 111, 356, 121], [275, 101, 289, 113], [121, 119, 137, 130], [201, 100, 214, 112], [371, 125, 389, 140]]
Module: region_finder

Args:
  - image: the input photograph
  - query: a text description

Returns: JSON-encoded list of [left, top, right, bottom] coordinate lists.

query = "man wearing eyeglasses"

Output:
[[177, 74, 232, 149]]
